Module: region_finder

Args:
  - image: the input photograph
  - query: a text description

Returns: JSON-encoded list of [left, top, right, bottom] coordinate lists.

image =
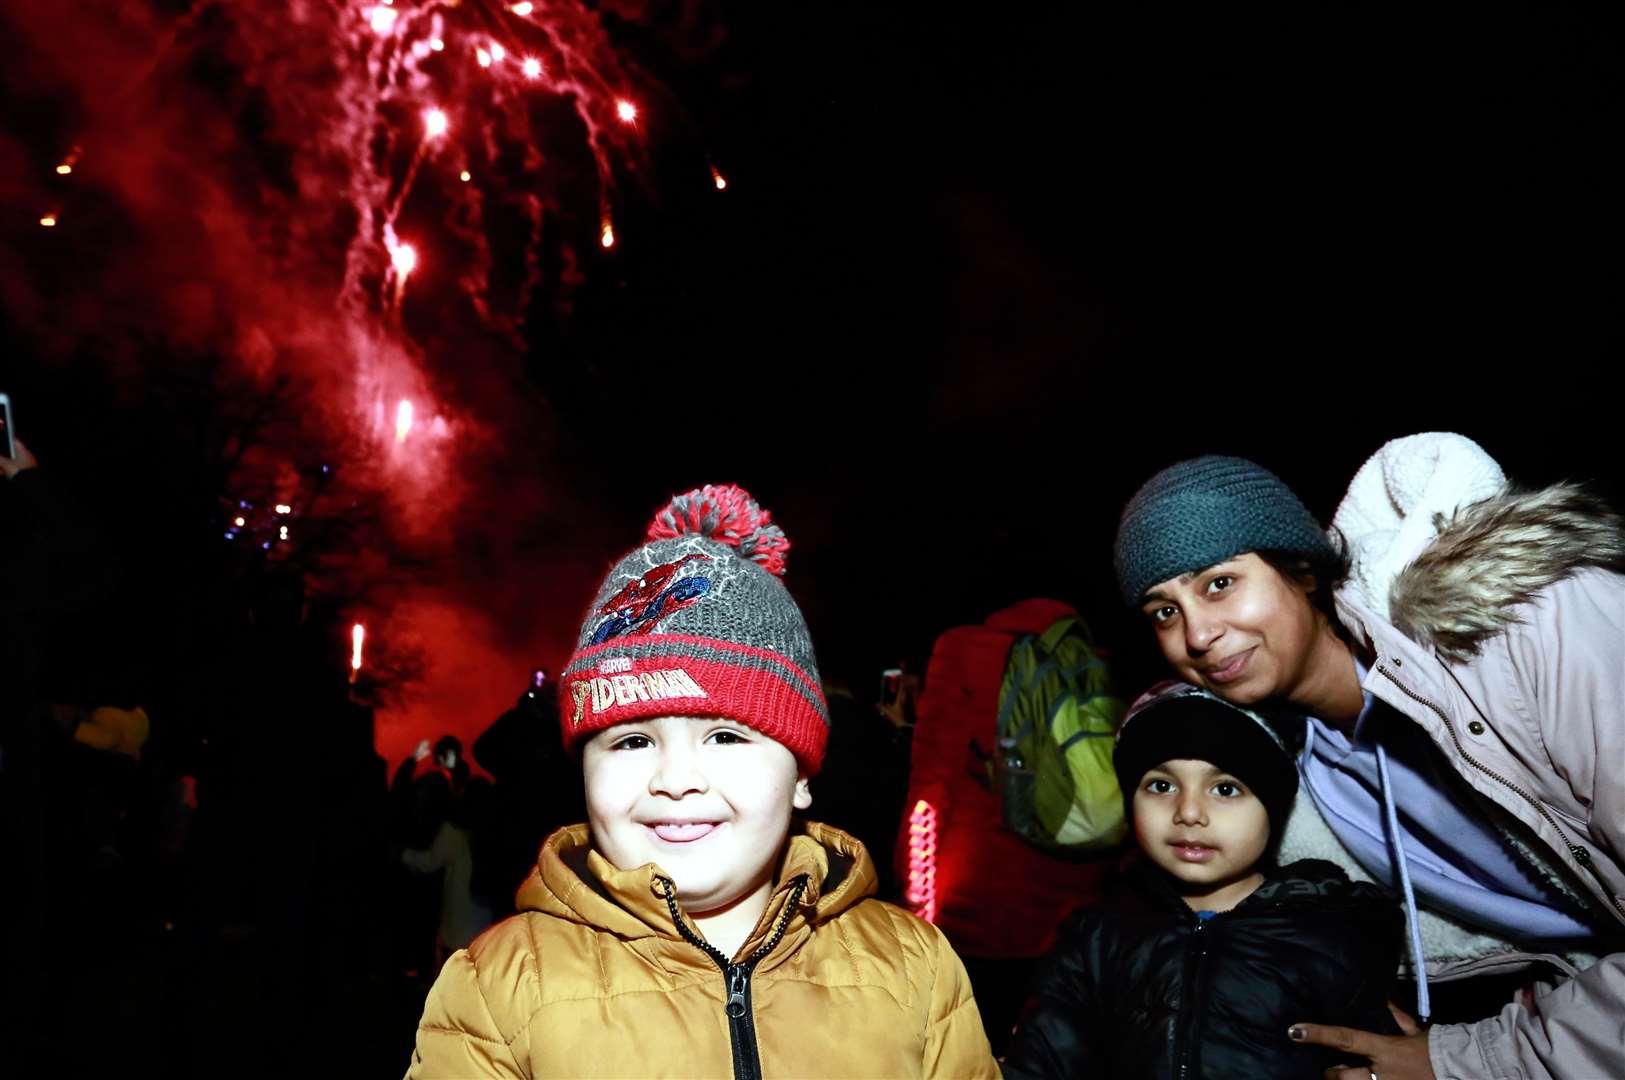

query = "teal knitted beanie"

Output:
[[1114, 455, 1335, 605]]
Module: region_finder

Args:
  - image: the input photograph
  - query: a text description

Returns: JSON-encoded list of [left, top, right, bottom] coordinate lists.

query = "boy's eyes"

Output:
[[1147, 604, 1179, 625], [1205, 574, 1234, 594], [1142, 777, 1247, 797], [607, 727, 752, 750]]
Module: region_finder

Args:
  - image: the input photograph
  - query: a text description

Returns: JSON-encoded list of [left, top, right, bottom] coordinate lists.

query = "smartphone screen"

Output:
[[0, 394, 14, 459], [879, 667, 903, 707]]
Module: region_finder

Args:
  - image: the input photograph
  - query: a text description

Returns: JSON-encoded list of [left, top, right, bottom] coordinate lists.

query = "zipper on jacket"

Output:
[[1171, 917, 1209, 1080], [660, 875, 810, 1080], [1378, 664, 1625, 921]]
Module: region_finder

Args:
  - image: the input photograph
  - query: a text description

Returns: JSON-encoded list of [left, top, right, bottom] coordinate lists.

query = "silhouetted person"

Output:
[[471, 673, 584, 917]]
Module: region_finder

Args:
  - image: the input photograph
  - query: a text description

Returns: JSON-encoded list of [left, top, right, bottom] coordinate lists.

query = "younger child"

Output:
[[406, 484, 998, 1079], [1002, 682, 1401, 1079]]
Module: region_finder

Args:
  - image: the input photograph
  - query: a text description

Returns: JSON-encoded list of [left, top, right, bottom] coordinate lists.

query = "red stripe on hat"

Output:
[[560, 654, 827, 775], [567, 633, 825, 705]]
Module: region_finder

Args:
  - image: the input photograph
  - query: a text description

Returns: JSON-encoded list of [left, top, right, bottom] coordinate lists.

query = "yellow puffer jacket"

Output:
[[406, 821, 998, 1079]]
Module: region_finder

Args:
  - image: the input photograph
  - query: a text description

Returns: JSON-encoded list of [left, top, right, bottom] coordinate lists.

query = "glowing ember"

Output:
[[395, 400, 415, 443], [616, 99, 637, 122], [424, 108, 449, 138], [279, 525, 290, 540], [275, 504, 292, 514], [476, 47, 492, 68], [489, 42, 506, 62], [56, 164, 72, 175], [600, 223, 615, 248], [429, 37, 444, 51], [39, 214, 57, 227], [351, 623, 366, 672], [233, 516, 246, 527], [711, 166, 727, 190], [522, 57, 542, 79], [459, 170, 472, 182], [391, 242, 417, 276], [512, 1, 534, 14], [369, 6, 396, 34]]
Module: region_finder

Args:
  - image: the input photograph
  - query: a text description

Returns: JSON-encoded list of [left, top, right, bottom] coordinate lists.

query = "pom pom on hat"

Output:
[[647, 483, 791, 577], [560, 482, 827, 774]]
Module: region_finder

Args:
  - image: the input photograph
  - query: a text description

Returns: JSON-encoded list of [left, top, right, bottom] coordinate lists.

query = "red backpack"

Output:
[[896, 598, 1113, 959]]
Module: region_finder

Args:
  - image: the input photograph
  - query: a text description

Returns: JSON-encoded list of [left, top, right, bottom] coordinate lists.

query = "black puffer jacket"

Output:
[[1002, 859, 1402, 1079]]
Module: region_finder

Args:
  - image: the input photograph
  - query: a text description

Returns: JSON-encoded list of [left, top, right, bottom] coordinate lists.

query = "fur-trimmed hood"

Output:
[[1385, 483, 1625, 662]]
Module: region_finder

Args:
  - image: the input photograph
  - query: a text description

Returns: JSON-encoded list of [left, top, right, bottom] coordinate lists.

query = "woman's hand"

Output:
[[1291, 1003, 1434, 1080]]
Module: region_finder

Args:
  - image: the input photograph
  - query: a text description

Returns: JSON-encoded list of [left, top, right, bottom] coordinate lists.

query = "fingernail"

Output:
[[1287, 1026, 1305, 1041]]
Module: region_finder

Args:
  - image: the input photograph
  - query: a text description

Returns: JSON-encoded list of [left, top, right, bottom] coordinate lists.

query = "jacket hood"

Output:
[[1378, 483, 1625, 662], [515, 820, 879, 961]]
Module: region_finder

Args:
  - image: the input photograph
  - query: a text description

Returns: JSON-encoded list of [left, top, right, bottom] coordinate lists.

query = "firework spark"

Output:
[[5, 0, 723, 756]]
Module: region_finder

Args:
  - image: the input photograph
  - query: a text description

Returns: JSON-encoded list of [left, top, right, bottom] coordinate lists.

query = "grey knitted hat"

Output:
[[1114, 455, 1336, 605], [559, 484, 828, 773]]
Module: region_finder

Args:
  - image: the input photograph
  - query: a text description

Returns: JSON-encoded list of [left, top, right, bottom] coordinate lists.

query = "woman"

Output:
[[1111, 443, 1625, 1080]]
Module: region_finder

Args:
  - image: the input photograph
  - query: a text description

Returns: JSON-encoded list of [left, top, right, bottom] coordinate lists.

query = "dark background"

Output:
[[1, 2, 1621, 1073], [6, 1, 1621, 705]]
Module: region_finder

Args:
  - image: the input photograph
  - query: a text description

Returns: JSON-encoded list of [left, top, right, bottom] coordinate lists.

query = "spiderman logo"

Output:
[[589, 553, 714, 645]]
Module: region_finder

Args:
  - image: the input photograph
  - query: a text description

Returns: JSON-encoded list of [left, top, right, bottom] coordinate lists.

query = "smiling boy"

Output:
[[405, 485, 997, 1080], [1002, 683, 1403, 1079]]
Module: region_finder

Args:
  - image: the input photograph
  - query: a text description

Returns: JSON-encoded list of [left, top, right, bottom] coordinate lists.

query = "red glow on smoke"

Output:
[[1, 0, 712, 763]]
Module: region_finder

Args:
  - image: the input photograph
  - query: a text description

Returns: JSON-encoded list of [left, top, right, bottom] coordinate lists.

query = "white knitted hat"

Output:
[[1331, 433, 1506, 618]]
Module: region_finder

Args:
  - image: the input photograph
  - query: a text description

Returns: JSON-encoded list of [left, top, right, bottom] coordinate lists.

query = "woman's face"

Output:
[[1140, 552, 1324, 707]]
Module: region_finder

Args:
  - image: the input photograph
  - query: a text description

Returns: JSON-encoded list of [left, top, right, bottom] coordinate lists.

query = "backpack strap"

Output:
[[1037, 616, 1079, 653]]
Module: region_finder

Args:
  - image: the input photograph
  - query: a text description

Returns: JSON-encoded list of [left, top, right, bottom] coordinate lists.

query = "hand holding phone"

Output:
[[0, 392, 15, 461], [0, 395, 38, 480], [879, 668, 903, 708]]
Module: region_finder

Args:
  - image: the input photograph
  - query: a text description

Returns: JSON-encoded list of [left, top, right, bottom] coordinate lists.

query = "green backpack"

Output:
[[992, 616, 1128, 853]]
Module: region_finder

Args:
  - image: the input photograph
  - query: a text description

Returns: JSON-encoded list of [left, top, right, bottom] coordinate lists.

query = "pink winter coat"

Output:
[[1333, 485, 1625, 1080]]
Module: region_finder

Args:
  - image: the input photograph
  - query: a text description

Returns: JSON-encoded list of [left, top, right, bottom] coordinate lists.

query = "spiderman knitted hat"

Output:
[[1114, 455, 1338, 605], [559, 484, 828, 774]]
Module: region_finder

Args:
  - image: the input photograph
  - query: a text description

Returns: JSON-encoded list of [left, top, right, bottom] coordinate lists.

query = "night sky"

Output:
[[3, 1, 1621, 763]]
